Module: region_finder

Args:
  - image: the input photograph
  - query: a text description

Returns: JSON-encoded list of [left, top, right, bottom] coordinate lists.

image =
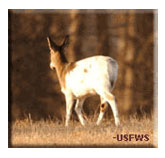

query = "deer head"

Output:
[[47, 35, 69, 70]]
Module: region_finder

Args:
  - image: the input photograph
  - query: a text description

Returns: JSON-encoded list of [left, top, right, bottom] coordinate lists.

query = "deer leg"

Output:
[[65, 95, 74, 127], [103, 92, 120, 127], [96, 97, 108, 125], [75, 98, 86, 126]]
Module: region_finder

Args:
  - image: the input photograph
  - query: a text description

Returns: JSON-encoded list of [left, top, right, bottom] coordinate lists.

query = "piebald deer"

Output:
[[47, 35, 120, 127]]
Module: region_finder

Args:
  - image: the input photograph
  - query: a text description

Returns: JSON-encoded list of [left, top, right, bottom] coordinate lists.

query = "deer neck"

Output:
[[54, 52, 68, 89]]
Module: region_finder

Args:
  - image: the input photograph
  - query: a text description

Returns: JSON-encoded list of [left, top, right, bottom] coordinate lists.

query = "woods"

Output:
[[9, 9, 157, 121]]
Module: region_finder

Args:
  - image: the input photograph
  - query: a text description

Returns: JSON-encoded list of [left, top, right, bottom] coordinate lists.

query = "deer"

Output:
[[47, 35, 120, 127]]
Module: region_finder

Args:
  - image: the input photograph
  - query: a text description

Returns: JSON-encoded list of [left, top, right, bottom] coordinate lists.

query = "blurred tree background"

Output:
[[9, 9, 157, 121]]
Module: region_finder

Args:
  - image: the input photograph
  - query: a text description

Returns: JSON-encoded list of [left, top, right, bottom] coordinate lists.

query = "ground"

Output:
[[9, 114, 157, 147]]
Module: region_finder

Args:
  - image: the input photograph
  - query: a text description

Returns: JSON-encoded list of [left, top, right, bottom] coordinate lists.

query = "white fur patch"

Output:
[[64, 56, 114, 98]]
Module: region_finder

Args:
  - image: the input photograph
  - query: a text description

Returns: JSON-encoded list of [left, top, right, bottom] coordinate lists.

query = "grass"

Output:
[[9, 114, 157, 147]]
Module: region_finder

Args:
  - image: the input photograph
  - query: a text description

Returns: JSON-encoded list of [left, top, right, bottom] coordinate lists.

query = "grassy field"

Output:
[[9, 114, 157, 147]]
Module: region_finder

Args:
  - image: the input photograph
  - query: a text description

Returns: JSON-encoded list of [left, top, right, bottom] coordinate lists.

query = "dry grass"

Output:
[[9, 114, 157, 148]]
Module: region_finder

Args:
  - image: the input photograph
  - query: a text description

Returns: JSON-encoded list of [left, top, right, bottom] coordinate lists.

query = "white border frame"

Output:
[[0, 0, 164, 158]]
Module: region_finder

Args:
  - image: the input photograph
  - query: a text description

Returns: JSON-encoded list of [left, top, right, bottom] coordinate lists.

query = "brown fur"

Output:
[[50, 51, 76, 89], [84, 68, 88, 73], [105, 93, 114, 101], [100, 103, 107, 112]]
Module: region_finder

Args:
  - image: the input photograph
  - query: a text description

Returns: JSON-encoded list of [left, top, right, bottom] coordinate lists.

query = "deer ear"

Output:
[[47, 36, 58, 51], [61, 35, 69, 49]]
